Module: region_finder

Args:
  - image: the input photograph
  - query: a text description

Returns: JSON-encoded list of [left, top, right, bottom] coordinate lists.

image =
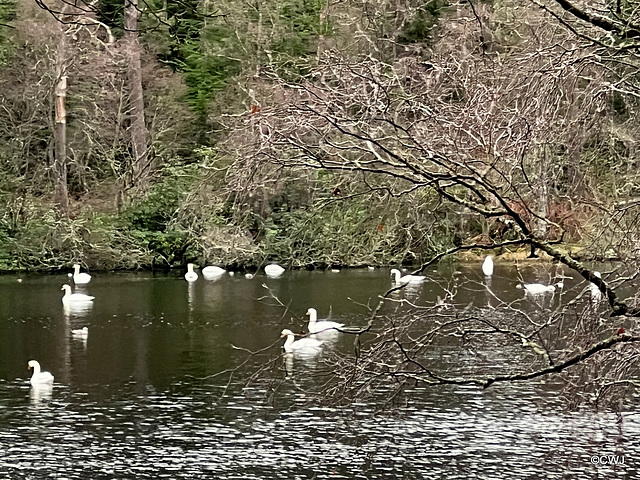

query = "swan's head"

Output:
[[281, 329, 294, 338], [306, 308, 317, 316], [61, 284, 72, 294], [594, 271, 602, 279], [515, 284, 523, 290], [27, 360, 40, 370]]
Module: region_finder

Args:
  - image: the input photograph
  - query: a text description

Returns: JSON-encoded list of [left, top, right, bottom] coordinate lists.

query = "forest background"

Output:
[[1, 0, 639, 276]]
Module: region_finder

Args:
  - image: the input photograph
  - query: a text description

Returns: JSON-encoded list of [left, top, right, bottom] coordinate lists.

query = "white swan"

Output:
[[281, 329, 322, 353], [72, 327, 89, 338], [390, 268, 425, 285], [265, 264, 285, 277], [517, 282, 563, 295], [72, 264, 91, 284], [28, 360, 54, 385], [202, 266, 225, 279], [306, 307, 344, 334], [184, 263, 198, 282], [482, 256, 494, 277], [61, 284, 94, 304], [590, 271, 603, 303]]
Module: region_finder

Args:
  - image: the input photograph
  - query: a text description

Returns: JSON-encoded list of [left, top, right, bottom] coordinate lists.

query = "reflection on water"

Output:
[[0, 267, 637, 478]]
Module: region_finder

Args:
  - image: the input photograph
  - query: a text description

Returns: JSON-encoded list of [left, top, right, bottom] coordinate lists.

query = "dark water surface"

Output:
[[0, 265, 637, 479]]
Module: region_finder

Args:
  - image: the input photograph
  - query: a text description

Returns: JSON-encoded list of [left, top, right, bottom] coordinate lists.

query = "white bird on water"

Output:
[[280, 329, 322, 354], [27, 360, 54, 385], [184, 263, 198, 282], [517, 282, 563, 295], [72, 327, 89, 338], [390, 268, 426, 285], [306, 307, 344, 334], [72, 264, 91, 285], [202, 265, 226, 280], [265, 264, 285, 277], [61, 284, 94, 304], [482, 256, 494, 277]]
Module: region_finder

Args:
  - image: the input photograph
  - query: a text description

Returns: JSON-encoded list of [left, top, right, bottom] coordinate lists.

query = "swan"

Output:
[[281, 329, 322, 353], [72, 264, 91, 284], [202, 266, 225, 279], [27, 360, 54, 385], [517, 282, 563, 295], [71, 327, 88, 338], [306, 307, 344, 334], [265, 264, 285, 277], [482, 256, 494, 277], [184, 263, 198, 282], [590, 271, 603, 303], [61, 284, 94, 304], [390, 268, 426, 285]]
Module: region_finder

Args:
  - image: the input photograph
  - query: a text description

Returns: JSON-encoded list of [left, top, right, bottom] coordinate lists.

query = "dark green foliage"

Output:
[[397, 1, 447, 44]]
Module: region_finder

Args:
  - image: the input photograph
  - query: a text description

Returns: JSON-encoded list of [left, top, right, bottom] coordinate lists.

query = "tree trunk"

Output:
[[53, 31, 69, 217], [124, 0, 150, 193]]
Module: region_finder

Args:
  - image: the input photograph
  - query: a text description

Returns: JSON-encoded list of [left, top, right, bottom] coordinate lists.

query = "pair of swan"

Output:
[[61, 284, 94, 304], [28, 360, 54, 385], [280, 307, 345, 354], [390, 268, 426, 285]]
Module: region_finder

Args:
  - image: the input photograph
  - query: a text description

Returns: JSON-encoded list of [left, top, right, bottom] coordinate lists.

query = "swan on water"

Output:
[[61, 284, 94, 304], [306, 307, 344, 334], [280, 329, 322, 353], [482, 256, 494, 277], [72, 264, 91, 285], [265, 264, 285, 277], [202, 266, 225, 279], [71, 327, 89, 338], [28, 360, 54, 385], [516, 282, 563, 295], [184, 263, 198, 282], [390, 268, 425, 285]]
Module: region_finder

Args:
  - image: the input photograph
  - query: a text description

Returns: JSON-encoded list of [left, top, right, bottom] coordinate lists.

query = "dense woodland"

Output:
[[1, 0, 639, 275]]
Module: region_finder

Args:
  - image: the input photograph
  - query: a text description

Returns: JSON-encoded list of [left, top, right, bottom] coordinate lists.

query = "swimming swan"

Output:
[[202, 266, 225, 279], [280, 329, 322, 353], [265, 264, 285, 277], [72, 264, 91, 284], [184, 263, 198, 282], [482, 256, 494, 277], [28, 360, 54, 385], [306, 307, 344, 334], [71, 327, 89, 338], [61, 284, 94, 304], [390, 268, 426, 285], [517, 282, 563, 295]]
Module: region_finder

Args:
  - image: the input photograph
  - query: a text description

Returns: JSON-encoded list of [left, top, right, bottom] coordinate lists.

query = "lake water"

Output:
[[0, 264, 637, 479]]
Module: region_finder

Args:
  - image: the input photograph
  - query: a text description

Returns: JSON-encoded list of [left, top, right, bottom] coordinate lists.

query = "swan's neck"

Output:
[[283, 334, 295, 351], [74, 265, 80, 274], [31, 363, 41, 376], [62, 285, 71, 297], [308, 310, 317, 324], [391, 270, 400, 282]]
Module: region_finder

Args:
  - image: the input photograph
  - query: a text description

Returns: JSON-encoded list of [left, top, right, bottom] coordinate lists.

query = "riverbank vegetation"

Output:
[[2, 0, 639, 275]]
